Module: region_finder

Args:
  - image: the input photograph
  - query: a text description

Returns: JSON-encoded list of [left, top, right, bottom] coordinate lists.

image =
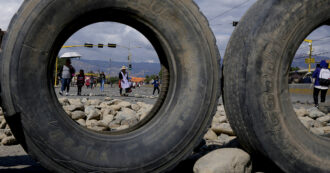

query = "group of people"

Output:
[[312, 60, 330, 108], [58, 59, 108, 96], [58, 59, 161, 97]]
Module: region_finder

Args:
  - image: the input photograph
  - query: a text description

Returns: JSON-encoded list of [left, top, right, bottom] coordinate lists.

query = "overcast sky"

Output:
[[1, 0, 329, 64]]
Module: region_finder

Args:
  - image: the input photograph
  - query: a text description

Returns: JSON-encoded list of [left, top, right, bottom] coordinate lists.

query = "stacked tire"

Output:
[[0, 0, 220, 172], [223, 0, 330, 172]]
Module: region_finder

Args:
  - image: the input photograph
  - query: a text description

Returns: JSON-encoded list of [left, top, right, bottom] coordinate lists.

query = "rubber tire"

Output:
[[223, 0, 330, 172], [0, 0, 220, 172]]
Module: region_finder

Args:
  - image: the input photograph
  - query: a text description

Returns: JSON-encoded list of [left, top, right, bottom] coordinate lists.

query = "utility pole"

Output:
[[304, 39, 314, 72]]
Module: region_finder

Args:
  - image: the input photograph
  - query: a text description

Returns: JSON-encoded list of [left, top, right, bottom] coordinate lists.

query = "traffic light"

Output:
[[108, 43, 117, 48], [98, 44, 104, 48], [84, 43, 93, 48], [129, 64, 132, 70]]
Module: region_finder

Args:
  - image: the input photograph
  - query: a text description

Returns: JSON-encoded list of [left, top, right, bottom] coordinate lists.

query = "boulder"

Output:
[[116, 108, 138, 122], [81, 98, 88, 104], [71, 111, 86, 120], [104, 97, 112, 101], [86, 110, 100, 120], [108, 99, 122, 105], [68, 98, 82, 105], [204, 129, 218, 141], [90, 99, 101, 106], [131, 104, 141, 111], [113, 125, 129, 131], [294, 108, 309, 117], [298, 117, 314, 129], [109, 122, 121, 129], [63, 104, 84, 112], [211, 123, 235, 136], [109, 105, 122, 112], [91, 126, 109, 132], [310, 128, 325, 136], [307, 107, 325, 119], [318, 102, 330, 114], [117, 101, 132, 108], [1, 136, 17, 146], [58, 98, 69, 106], [316, 115, 330, 124], [193, 148, 252, 173], [322, 126, 330, 134], [121, 118, 138, 127], [86, 119, 98, 128], [76, 119, 86, 127]]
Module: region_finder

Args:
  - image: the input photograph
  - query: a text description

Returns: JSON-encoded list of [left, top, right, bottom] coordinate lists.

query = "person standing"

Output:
[[100, 72, 106, 92], [152, 76, 160, 95], [90, 76, 94, 89], [119, 66, 130, 96], [77, 69, 85, 96], [312, 60, 329, 108], [59, 59, 75, 96]]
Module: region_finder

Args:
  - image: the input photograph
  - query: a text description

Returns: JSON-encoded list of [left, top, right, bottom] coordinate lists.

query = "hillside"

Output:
[[72, 59, 161, 77]]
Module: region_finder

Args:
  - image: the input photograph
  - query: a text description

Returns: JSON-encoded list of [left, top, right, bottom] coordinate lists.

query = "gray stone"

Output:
[[307, 107, 325, 119], [113, 125, 129, 131], [68, 98, 82, 105], [91, 126, 109, 132], [58, 98, 69, 106], [71, 111, 86, 120], [318, 102, 330, 114], [1, 136, 17, 146], [63, 104, 84, 112], [90, 99, 101, 106], [81, 98, 88, 104], [116, 108, 137, 122], [86, 110, 100, 120], [294, 108, 309, 117], [204, 129, 218, 141], [117, 101, 132, 108], [131, 104, 141, 111], [322, 126, 330, 134], [193, 148, 252, 173], [211, 123, 235, 136], [76, 119, 86, 127], [108, 99, 122, 105], [316, 115, 330, 124], [104, 97, 112, 101], [121, 118, 138, 127], [310, 128, 325, 136], [86, 119, 98, 128]]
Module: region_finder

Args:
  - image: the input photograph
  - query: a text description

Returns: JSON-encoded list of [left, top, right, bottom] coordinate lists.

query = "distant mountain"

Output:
[[292, 56, 329, 70], [72, 59, 161, 77]]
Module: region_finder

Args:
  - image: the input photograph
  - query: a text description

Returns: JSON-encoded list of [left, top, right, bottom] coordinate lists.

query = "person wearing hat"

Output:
[[119, 66, 130, 96]]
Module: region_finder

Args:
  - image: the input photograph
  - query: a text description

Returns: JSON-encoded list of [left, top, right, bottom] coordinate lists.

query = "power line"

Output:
[[210, 0, 251, 21]]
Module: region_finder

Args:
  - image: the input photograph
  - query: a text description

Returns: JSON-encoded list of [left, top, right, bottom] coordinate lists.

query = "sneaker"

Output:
[[59, 91, 63, 96], [315, 104, 319, 108], [66, 92, 69, 96]]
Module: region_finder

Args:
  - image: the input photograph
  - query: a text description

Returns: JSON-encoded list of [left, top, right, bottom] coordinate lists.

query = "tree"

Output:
[[290, 66, 300, 72]]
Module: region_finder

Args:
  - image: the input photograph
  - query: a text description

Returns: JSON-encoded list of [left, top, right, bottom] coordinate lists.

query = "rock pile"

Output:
[[59, 97, 153, 132], [0, 107, 17, 146], [295, 107, 330, 136], [203, 105, 236, 146]]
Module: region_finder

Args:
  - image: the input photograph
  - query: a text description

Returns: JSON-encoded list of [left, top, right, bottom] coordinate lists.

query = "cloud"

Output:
[[2, 0, 330, 64]]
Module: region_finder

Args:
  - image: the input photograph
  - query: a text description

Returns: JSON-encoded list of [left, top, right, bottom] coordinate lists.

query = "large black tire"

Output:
[[0, 0, 220, 172], [224, 0, 330, 172]]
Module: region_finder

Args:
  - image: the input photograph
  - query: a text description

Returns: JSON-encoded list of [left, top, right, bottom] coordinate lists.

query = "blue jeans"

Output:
[[61, 78, 71, 92], [100, 80, 105, 92]]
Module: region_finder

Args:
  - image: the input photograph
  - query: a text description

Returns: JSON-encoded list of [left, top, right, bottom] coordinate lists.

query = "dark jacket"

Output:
[[313, 60, 328, 86], [77, 74, 85, 86]]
